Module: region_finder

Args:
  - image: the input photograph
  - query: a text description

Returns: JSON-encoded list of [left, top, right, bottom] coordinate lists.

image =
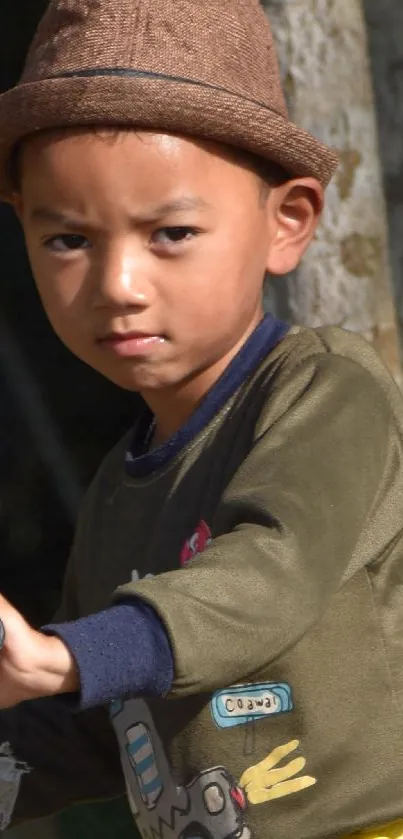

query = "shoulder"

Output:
[[246, 325, 403, 440], [266, 324, 397, 382]]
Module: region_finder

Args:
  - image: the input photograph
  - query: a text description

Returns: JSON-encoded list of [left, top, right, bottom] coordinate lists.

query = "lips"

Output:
[[99, 331, 158, 343], [97, 330, 165, 358]]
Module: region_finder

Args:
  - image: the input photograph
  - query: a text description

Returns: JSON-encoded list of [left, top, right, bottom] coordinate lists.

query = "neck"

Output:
[[143, 313, 263, 447], [148, 380, 207, 448]]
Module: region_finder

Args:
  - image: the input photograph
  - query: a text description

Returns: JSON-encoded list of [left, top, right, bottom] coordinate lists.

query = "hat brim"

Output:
[[0, 74, 338, 198]]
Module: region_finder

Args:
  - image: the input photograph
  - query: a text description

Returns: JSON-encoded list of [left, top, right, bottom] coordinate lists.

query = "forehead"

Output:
[[19, 129, 255, 194], [17, 130, 266, 226]]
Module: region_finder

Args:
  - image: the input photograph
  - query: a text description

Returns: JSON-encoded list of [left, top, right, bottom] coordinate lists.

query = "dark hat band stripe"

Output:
[[47, 66, 284, 118]]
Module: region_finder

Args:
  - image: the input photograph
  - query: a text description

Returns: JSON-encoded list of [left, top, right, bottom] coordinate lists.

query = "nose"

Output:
[[92, 241, 154, 310]]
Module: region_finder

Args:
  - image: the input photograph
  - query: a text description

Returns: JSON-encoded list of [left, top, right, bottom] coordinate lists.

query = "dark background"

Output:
[[0, 0, 139, 625], [1, 2, 140, 835]]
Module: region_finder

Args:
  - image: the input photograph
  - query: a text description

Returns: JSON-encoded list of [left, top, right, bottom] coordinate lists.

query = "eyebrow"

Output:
[[30, 196, 210, 227]]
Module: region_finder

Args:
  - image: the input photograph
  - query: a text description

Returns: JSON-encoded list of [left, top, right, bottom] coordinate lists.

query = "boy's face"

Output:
[[14, 129, 322, 405]]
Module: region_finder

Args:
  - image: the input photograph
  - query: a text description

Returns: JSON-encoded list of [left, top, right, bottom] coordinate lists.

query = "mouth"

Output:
[[97, 331, 166, 358]]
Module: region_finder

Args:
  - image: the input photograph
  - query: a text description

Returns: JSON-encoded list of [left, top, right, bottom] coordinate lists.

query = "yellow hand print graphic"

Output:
[[240, 739, 316, 805]]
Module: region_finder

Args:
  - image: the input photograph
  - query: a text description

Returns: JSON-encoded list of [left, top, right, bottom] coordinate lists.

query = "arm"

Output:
[[115, 353, 400, 696], [0, 546, 125, 827], [0, 490, 173, 825], [24, 352, 396, 707]]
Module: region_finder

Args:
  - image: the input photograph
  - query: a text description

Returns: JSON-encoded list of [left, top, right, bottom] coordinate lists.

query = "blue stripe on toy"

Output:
[[142, 776, 162, 795], [136, 754, 156, 775], [127, 734, 149, 755]]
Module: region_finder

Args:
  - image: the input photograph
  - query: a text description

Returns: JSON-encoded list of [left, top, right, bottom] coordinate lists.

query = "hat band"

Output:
[[44, 66, 283, 116]]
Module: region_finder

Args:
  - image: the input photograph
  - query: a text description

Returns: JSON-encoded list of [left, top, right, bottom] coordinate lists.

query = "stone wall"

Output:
[[264, 0, 401, 381], [364, 0, 403, 336]]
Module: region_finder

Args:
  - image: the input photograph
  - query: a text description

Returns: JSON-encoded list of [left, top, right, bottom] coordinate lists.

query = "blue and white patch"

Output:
[[211, 682, 293, 729]]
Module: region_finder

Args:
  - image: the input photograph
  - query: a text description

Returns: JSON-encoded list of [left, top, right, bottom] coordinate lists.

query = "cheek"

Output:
[[27, 245, 83, 316], [171, 233, 263, 324], [27, 256, 86, 352], [35, 290, 80, 355]]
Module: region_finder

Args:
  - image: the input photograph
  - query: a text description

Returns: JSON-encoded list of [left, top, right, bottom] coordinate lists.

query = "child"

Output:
[[0, 1, 402, 837]]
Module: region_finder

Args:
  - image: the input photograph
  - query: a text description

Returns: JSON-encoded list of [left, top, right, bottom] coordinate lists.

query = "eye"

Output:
[[151, 226, 197, 246], [43, 234, 90, 252]]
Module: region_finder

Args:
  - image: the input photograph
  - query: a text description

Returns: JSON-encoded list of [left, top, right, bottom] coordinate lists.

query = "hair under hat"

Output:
[[0, 0, 338, 199]]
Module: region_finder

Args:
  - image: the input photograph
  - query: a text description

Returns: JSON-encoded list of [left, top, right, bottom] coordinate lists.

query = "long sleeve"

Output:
[[43, 600, 174, 709], [114, 353, 401, 698]]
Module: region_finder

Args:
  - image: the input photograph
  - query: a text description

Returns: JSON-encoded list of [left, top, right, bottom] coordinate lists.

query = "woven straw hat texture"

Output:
[[0, 0, 339, 198]]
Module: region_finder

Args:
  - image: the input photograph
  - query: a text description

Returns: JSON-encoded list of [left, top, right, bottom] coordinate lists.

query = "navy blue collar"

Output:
[[125, 314, 289, 478]]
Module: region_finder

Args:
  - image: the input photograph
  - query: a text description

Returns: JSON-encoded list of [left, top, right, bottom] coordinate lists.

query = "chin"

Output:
[[76, 347, 187, 393], [100, 366, 176, 394]]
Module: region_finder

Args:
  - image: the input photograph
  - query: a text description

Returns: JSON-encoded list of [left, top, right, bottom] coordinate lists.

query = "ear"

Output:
[[265, 178, 324, 276]]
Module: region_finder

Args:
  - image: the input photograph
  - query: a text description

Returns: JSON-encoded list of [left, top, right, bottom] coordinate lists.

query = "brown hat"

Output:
[[0, 0, 338, 199]]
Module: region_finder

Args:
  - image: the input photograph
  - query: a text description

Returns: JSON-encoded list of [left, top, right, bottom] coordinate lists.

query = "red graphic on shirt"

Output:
[[180, 520, 212, 567]]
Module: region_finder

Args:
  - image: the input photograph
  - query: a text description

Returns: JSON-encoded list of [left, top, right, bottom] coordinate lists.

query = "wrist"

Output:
[[24, 630, 80, 700]]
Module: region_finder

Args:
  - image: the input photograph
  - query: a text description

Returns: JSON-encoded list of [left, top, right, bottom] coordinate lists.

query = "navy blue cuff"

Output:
[[42, 600, 174, 710]]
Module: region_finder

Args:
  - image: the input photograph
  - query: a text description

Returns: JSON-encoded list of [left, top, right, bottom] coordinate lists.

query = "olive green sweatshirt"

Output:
[[2, 321, 403, 839]]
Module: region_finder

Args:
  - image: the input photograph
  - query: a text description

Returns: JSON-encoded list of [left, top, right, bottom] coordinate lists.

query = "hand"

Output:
[[0, 594, 79, 709]]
